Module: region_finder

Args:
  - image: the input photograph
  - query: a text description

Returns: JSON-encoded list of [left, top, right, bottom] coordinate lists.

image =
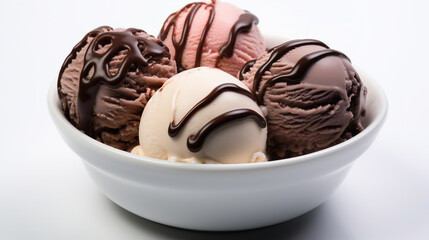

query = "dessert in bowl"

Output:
[[48, 32, 387, 230]]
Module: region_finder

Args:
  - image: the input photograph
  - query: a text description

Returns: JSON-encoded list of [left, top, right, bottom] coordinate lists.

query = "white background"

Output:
[[1, 0, 429, 239]]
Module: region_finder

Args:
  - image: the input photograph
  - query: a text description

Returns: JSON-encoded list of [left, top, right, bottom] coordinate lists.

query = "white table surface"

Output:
[[1, 0, 428, 239]]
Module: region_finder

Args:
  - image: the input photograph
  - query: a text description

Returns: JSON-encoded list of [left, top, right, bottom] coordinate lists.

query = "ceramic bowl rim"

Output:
[[48, 68, 387, 173]]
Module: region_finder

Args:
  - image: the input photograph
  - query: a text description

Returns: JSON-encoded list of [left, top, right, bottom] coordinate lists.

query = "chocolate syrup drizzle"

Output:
[[72, 27, 169, 136], [159, 1, 214, 72], [247, 39, 351, 104], [216, 12, 259, 66], [239, 59, 256, 80], [168, 83, 266, 152], [159, 0, 259, 72], [187, 109, 266, 152], [57, 26, 112, 106]]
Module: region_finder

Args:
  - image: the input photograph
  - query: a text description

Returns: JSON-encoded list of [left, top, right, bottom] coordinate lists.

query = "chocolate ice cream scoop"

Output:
[[57, 26, 177, 150], [240, 39, 366, 159]]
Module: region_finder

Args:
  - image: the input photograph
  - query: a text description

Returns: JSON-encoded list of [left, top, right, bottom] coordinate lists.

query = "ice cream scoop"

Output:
[[240, 39, 366, 159], [159, 0, 265, 77], [57, 26, 177, 150], [133, 67, 268, 164]]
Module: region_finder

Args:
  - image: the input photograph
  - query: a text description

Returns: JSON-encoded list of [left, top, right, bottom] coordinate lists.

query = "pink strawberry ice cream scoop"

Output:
[[159, 0, 265, 77]]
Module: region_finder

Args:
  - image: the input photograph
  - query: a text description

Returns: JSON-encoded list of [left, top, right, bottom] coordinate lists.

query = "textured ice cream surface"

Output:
[[241, 39, 366, 159], [57, 26, 177, 150], [134, 67, 268, 164], [159, 0, 265, 77]]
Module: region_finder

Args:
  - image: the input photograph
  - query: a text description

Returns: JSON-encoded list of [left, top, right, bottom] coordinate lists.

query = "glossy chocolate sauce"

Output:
[[58, 26, 112, 106], [257, 49, 350, 103], [187, 109, 266, 152], [77, 28, 169, 136], [168, 83, 266, 152], [216, 12, 259, 66], [238, 59, 255, 80], [159, 1, 215, 72], [250, 39, 352, 104], [159, 1, 259, 72]]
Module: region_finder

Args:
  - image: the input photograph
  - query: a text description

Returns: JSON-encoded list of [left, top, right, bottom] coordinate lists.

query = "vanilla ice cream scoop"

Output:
[[133, 67, 267, 164]]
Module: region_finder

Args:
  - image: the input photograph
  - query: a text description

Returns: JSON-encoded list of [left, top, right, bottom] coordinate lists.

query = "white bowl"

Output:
[[48, 37, 387, 231]]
